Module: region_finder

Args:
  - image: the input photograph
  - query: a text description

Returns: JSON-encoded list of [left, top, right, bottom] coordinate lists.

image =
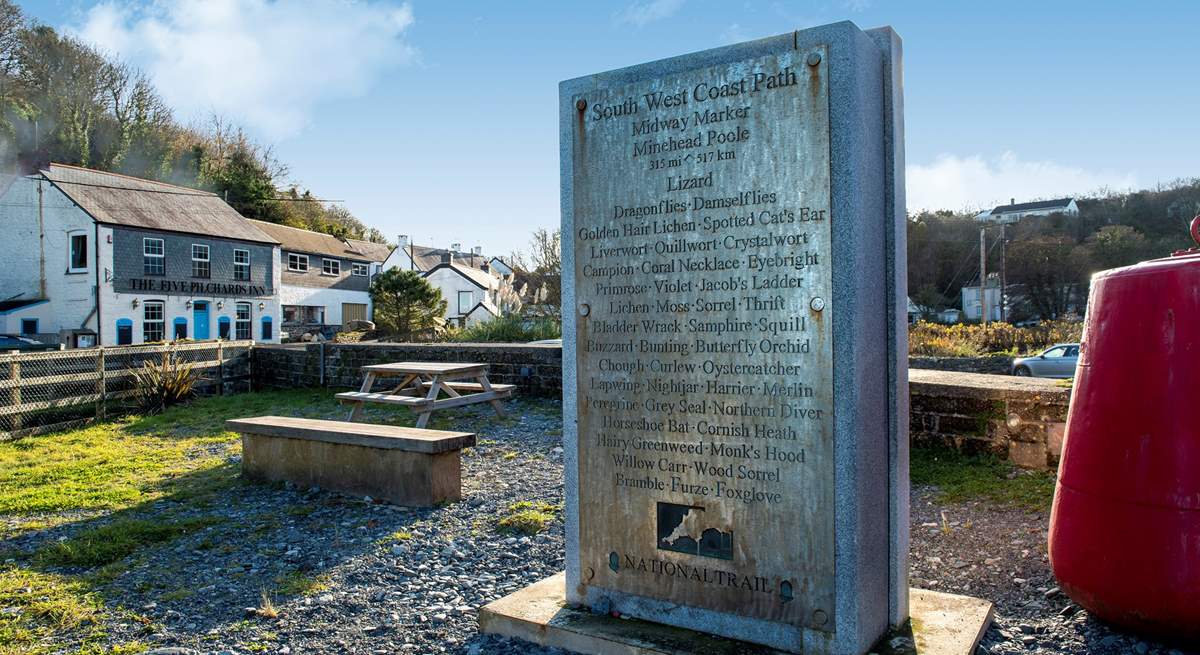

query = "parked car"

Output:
[[1012, 343, 1079, 378]]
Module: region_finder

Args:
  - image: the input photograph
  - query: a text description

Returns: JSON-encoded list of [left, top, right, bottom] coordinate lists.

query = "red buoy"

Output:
[[1048, 216, 1200, 641]]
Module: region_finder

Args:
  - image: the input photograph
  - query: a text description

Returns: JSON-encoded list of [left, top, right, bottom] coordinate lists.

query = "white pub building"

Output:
[[0, 164, 282, 347]]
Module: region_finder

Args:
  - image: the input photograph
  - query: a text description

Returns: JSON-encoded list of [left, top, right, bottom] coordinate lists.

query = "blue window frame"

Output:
[[20, 318, 37, 335], [173, 317, 188, 341], [261, 316, 273, 341], [218, 316, 231, 340]]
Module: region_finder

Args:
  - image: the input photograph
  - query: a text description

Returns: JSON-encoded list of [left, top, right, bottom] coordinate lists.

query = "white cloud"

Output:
[[617, 0, 686, 27], [68, 0, 417, 140], [906, 152, 1139, 213]]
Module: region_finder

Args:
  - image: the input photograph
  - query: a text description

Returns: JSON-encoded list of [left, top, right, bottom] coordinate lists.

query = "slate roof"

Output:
[[425, 262, 498, 290], [407, 245, 491, 272], [990, 198, 1075, 214], [248, 220, 393, 262], [42, 164, 277, 244]]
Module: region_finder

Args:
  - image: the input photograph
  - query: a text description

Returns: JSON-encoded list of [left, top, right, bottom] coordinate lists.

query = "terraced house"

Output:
[[248, 220, 392, 336], [0, 164, 282, 346]]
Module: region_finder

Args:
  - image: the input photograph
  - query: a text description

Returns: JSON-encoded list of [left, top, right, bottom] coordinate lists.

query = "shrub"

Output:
[[908, 320, 1082, 357], [448, 314, 561, 343], [130, 349, 203, 414]]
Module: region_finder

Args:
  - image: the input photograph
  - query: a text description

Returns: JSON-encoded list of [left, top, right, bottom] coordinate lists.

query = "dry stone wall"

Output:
[[251, 344, 1068, 469]]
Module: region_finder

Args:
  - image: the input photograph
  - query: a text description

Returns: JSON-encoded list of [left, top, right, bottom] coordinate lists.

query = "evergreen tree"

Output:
[[369, 269, 446, 341]]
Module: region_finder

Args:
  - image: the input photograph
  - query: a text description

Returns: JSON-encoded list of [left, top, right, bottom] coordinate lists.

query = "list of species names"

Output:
[[571, 48, 838, 629]]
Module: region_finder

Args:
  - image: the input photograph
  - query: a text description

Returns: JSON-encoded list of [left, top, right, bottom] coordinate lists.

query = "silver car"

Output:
[[1012, 343, 1079, 378]]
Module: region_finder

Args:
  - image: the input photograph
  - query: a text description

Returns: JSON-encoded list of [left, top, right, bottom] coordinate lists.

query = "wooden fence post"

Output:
[[216, 342, 225, 396], [10, 358, 20, 431], [96, 348, 107, 420]]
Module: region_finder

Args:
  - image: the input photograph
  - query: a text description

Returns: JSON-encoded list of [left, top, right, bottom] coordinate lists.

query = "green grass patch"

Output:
[[0, 565, 103, 653], [496, 501, 561, 535], [911, 447, 1056, 510], [0, 390, 342, 516], [274, 571, 330, 597], [35, 517, 222, 569]]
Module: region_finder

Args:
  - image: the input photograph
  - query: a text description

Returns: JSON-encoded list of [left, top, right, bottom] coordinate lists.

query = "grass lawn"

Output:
[[0, 389, 387, 654]]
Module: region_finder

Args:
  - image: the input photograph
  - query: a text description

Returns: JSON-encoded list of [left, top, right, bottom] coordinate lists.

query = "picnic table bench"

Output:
[[336, 362, 515, 428]]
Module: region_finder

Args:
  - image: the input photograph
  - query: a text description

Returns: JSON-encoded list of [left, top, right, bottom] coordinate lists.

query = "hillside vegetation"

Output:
[[909, 181, 1200, 321], [0, 0, 385, 243]]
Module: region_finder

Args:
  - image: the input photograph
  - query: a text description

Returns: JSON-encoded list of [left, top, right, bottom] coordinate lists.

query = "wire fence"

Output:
[[0, 340, 253, 441]]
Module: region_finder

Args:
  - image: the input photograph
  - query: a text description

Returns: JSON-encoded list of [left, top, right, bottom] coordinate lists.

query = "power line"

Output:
[[2, 174, 343, 203]]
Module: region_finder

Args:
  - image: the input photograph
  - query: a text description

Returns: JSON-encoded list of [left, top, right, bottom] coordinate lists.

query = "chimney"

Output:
[[397, 234, 409, 247], [472, 246, 482, 256], [450, 243, 461, 253], [1010, 198, 1015, 206], [441, 252, 452, 264]]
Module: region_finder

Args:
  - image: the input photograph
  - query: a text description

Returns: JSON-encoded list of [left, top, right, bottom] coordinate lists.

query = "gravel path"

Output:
[[11, 398, 1198, 655]]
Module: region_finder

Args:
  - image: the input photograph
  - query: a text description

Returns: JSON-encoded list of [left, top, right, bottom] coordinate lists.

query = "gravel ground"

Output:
[[10, 398, 1198, 655], [911, 489, 1198, 655]]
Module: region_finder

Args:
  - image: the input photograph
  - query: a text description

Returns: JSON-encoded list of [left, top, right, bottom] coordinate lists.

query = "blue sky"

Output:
[[16, 0, 1200, 255]]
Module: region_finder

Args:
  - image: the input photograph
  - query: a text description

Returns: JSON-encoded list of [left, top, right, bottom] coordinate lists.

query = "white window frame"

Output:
[[322, 258, 341, 276], [191, 244, 210, 278], [352, 262, 369, 277], [235, 302, 252, 340], [233, 249, 250, 281], [287, 253, 309, 272], [458, 290, 474, 315], [68, 232, 88, 273], [144, 238, 165, 276], [143, 300, 165, 343]]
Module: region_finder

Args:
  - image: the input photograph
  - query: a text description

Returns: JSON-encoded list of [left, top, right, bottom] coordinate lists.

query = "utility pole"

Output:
[[999, 223, 1008, 323], [979, 226, 989, 325]]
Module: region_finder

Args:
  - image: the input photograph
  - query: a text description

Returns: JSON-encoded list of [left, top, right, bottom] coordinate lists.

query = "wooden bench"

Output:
[[227, 416, 475, 507], [336, 362, 516, 428]]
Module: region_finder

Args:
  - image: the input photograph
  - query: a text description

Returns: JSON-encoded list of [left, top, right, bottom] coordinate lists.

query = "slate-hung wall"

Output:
[[111, 227, 275, 294], [282, 250, 372, 292]]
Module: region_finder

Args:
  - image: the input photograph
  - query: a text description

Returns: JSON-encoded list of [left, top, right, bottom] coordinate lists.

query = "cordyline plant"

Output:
[[131, 348, 203, 413]]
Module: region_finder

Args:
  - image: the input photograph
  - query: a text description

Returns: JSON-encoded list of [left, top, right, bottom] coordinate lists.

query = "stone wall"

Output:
[[252, 342, 562, 397], [908, 355, 1013, 375], [909, 369, 1071, 469], [252, 344, 1068, 469]]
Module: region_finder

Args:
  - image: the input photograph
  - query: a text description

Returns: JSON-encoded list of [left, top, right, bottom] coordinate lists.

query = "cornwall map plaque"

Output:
[[559, 23, 909, 654]]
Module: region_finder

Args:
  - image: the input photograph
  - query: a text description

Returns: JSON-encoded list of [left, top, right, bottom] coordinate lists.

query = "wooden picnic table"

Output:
[[335, 362, 515, 428]]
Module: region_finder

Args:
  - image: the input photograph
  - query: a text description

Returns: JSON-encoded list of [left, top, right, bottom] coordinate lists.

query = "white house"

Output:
[[976, 198, 1079, 224], [961, 284, 1003, 322], [383, 236, 513, 326], [0, 164, 282, 347], [247, 220, 392, 335]]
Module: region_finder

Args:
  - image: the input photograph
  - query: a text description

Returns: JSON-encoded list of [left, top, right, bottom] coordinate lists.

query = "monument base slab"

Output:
[[478, 573, 993, 655]]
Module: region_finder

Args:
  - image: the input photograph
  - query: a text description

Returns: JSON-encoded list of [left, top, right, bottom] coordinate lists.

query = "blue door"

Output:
[[194, 301, 210, 340]]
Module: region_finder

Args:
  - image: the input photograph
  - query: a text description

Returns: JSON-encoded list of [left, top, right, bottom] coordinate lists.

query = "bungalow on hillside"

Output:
[[975, 198, 1079, 224]]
